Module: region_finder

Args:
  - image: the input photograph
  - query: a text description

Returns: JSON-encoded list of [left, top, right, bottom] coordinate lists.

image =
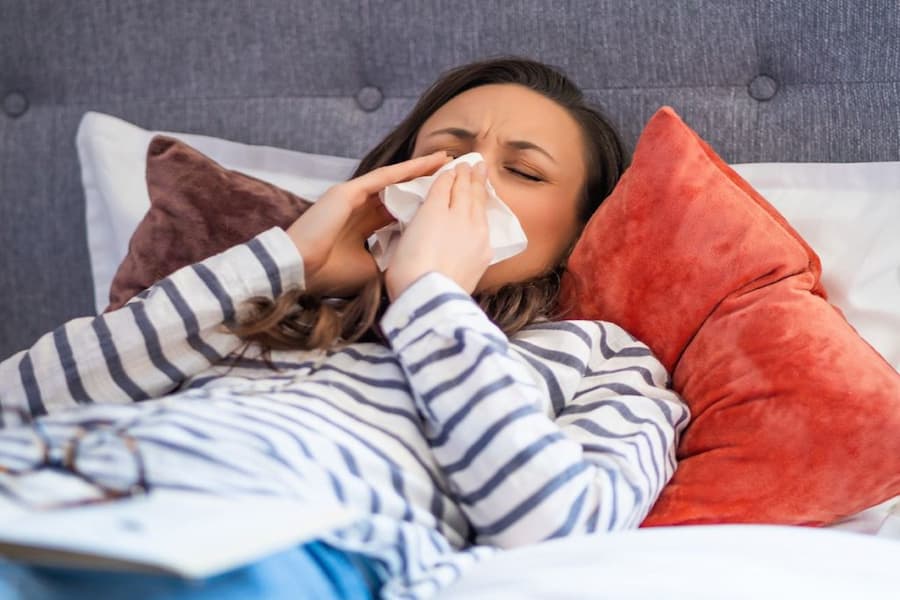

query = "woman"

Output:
[[0, 57, 689, 600]]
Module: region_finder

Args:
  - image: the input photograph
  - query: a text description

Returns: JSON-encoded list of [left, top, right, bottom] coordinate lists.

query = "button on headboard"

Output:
[[1, 0, 898, 360]]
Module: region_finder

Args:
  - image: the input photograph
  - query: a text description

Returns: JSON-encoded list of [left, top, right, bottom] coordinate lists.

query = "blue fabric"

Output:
[[0, 541, 381, 600]]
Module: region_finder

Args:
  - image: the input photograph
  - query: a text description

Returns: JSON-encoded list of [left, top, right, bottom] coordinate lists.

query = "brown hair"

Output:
[[226, 56, 627, 363]]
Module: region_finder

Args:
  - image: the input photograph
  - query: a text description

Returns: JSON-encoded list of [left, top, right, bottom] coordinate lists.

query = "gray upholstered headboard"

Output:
[[1, 0, 898, 361]]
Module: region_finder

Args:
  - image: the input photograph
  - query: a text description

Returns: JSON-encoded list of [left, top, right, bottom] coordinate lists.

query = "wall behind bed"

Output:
[[1, 0, 898, 361]]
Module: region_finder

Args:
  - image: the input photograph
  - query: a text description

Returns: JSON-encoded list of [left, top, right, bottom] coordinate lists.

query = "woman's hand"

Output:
[[286, 151, 452, 297], [385, 161, 492, 301]]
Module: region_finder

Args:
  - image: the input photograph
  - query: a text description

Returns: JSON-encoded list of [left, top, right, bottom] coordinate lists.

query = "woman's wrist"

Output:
[[384, 267, 424, 303]]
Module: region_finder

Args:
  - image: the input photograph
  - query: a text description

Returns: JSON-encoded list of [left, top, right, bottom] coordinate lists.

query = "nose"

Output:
[[472, 147, 498, 179]]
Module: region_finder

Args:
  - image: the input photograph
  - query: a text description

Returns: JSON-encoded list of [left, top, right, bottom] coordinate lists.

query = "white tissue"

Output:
[[366, 152, 528, 271]]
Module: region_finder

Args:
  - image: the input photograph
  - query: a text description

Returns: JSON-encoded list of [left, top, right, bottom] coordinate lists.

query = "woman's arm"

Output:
[[0, 226, 304, 427], [382, 271, 689, 548], [0, 151, 453, 429]]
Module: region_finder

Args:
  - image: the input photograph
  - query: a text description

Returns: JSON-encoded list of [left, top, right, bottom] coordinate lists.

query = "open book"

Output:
[[0, 490, 359, 579]]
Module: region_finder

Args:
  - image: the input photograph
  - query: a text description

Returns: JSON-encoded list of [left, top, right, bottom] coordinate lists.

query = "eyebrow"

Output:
[[426, 127, 557, 164]]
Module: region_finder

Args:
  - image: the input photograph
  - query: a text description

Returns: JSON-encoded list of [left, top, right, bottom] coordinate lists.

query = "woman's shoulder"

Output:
[[518, 317, 644, 345], [513, 319, 669, 388]]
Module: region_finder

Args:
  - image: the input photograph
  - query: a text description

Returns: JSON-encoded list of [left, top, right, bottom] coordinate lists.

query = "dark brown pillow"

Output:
[[105, 135, 312, 312]]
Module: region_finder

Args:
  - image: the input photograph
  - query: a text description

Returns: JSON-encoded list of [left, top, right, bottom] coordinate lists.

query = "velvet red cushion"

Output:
[[105, 136, 312, 312], [560, 106, 900, 526]]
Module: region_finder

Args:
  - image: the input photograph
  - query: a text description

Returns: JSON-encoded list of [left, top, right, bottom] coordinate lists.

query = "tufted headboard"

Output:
[[1, 0, 898, 361]]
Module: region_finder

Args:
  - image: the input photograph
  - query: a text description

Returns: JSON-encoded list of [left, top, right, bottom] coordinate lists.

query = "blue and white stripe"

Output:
[[0, 226, 689, 599]]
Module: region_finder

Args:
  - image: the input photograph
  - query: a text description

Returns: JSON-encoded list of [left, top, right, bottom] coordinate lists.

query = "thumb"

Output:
[[353, 194, 397, 236]]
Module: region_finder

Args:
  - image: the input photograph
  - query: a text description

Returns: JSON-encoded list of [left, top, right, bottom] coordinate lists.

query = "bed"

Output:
[[1, 0, 899, 598]]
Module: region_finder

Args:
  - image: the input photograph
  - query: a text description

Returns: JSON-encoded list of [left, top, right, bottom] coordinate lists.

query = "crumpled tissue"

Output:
[[366, 152, 528, 271]]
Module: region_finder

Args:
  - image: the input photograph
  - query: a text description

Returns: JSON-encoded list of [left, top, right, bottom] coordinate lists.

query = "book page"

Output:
[[0, 489, 359, 579]]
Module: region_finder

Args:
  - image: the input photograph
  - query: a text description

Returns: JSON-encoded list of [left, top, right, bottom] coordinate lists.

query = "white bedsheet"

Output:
[[438, 520, 900, 599]]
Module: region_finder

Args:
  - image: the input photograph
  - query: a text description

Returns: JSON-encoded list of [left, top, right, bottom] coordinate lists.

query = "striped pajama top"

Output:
[[0, 226, 690, 599]]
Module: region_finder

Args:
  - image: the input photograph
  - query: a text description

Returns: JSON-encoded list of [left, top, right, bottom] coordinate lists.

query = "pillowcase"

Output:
[[105, 136, 313, 311], [75, 111, 358, 314], [559, 106, 900, 526]]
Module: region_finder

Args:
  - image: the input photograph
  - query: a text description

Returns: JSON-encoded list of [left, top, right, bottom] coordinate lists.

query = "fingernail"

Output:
[[476, 162, 487, 177]]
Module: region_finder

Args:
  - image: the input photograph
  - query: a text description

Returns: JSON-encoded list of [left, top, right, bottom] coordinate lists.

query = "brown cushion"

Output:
[[105, 135, 312, 312]]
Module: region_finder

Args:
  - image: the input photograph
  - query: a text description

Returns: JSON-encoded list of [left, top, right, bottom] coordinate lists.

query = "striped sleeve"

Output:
[[0, 226, 304, 427], [550, 320, 690, 531], [381, 271, 689, 548]]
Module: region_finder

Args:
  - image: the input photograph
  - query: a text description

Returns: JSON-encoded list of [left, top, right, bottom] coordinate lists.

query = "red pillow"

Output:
[[560, 106, 900, 526], [106, 136, 312, 312]]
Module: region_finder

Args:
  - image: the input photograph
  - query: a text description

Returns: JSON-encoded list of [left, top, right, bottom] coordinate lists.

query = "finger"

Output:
[[448, 162, 473, 212], [470, 161, 490, 219], [421, 169, 457, 212], [353, 194, 397, 235], [352, 151, 451, 196]]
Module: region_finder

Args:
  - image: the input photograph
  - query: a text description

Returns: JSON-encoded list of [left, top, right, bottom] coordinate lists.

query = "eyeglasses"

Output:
[[0, 408, 149, 510]]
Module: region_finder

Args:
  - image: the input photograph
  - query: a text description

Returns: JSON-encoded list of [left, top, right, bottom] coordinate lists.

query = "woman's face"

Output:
[[409, 83, 588, 293]]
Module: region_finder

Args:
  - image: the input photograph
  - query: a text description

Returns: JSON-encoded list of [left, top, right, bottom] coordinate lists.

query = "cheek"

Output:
[[502, 189, 577, 252]]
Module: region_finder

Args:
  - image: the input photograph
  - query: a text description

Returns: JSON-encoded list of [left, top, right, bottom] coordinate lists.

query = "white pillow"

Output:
[[75, 111, 359, 314], [75, 112, 899, 373]]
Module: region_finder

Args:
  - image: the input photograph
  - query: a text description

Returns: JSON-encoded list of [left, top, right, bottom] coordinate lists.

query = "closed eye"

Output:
[[507, 168, 542, 182], [434, 151, 543, 182]]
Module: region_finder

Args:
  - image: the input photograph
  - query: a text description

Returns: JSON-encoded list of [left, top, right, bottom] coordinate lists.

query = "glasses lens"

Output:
[[73, 431, 141, 494]]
